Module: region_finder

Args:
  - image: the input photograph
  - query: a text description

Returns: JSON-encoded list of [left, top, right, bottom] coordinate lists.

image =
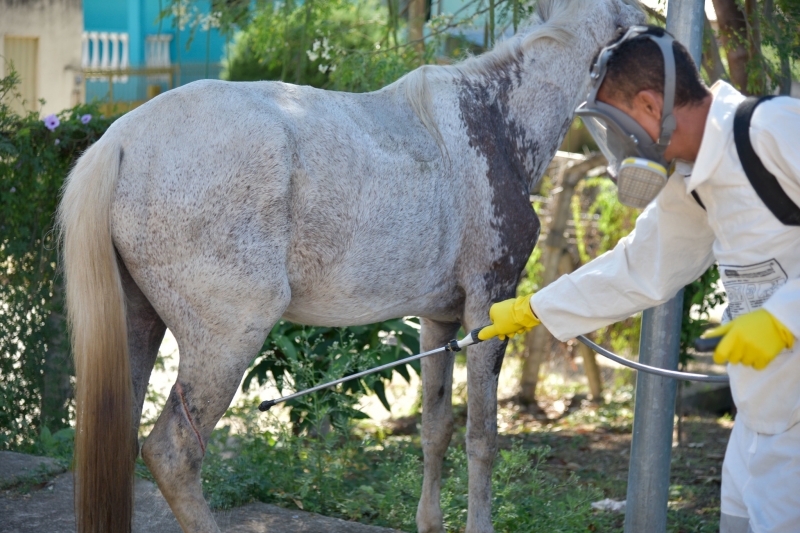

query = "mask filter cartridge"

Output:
[[616, 157, 668, 208]]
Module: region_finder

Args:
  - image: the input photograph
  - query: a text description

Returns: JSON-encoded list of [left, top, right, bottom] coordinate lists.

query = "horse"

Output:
[[58, 0, 643, 531]]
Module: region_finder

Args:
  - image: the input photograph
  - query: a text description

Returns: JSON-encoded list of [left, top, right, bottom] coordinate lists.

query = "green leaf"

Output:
[[372, 380, 391, 411], [394, 359, 411, 383], [273, 334, 298, 359]]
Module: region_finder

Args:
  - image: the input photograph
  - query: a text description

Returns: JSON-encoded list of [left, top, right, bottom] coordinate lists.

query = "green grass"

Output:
[[195, 423, 611, 532]]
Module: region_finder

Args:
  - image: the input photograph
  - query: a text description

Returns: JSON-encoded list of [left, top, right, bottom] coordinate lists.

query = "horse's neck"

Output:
[[454, 44, 592, 187]]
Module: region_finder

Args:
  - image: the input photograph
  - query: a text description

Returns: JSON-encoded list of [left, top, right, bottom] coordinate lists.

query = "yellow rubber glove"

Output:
[[703, 309, 795, 370], [478, 295, 541, 341]]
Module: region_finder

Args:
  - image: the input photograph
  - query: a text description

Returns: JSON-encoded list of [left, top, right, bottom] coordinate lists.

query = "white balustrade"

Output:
[[82, 31, 132, 82], [109, 33, 119, 70], [145, 34, 174, 85], [98, 32, 109, 69], [145, 34, 173, 67], [82, 30, 176, 89], [120, 34, 129, 70], [88, 32, 100, 69]]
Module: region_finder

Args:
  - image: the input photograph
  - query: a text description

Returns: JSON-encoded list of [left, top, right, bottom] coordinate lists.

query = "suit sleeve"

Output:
[[752, 98, 800, 339], [531, 172, 716, 341]]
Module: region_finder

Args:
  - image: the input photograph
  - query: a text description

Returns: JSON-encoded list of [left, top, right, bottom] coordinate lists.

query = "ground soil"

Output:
[[0, 453, 401, 533]]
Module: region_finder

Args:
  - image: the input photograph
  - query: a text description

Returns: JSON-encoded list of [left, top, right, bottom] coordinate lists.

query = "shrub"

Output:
[[244, 318, 421, 434], [222, 0, 423, 92], [0, 70, 116, 448]]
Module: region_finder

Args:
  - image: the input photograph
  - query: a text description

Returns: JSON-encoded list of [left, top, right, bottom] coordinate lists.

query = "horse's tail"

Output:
[[57, 139, 133, 533]]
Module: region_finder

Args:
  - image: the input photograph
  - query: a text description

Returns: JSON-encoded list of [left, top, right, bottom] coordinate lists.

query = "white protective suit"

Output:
[[530, 81, 800, 533]]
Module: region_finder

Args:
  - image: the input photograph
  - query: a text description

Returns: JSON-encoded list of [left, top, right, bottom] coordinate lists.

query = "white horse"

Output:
[[58, 1, 643, 531]]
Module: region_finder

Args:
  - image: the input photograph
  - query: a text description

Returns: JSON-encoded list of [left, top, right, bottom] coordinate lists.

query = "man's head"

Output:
[[594, 25, 712, 162], [576, 25, 714, 207], [597, 26, 708, 109]]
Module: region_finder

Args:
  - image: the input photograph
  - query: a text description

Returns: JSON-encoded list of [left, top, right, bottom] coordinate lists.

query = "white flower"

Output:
[[319, 64, 328, 73], [307, 50, 319, 61]]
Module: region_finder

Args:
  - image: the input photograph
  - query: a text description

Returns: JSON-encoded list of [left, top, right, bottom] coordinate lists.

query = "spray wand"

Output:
[[258, 328, 727, 412], [258, 328, 485, 412]]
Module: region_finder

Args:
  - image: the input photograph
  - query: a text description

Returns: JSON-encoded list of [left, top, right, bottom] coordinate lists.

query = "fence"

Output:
[[83, 63, 223, 115]]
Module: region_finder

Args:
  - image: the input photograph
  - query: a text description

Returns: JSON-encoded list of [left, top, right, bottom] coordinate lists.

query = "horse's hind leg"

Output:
[[119, 258, 167, 452], [141, 278, 290, 533], [416, 319, 460, 533]]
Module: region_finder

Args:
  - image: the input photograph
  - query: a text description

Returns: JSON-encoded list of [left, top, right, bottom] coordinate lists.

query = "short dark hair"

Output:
[[598, 26, 709, 108]]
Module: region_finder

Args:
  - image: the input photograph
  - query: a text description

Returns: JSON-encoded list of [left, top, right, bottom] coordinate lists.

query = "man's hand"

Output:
[[478, 295, 541, 341], [704, 309, 795, 370]]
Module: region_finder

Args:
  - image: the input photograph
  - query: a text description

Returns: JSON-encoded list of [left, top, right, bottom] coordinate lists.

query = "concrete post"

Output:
[[623, 3, 704, 532]]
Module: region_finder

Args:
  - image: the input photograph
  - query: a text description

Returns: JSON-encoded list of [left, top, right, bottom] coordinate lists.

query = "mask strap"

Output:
[[587, 25, 649, 104], [651, 34, 677, 149]]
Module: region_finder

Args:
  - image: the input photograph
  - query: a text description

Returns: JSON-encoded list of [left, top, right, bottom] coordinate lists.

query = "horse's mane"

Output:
[[396, 0, 641, 150]]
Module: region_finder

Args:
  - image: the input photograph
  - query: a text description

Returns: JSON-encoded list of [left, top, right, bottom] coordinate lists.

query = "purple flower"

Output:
[[54, 139, 60, 146], [10, 187, 16, 193], [80, 114, 92, 124], [43, 114, 60, 131]]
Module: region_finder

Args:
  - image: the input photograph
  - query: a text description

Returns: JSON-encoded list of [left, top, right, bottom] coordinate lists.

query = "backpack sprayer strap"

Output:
[[734, 96, 800, 226]]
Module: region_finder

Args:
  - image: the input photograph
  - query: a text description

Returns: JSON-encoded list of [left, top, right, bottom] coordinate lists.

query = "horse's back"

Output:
[[107, 79, 462, 328]]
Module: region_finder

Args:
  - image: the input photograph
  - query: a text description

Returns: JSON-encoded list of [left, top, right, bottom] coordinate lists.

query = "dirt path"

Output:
[[0, 452, 402, 533]]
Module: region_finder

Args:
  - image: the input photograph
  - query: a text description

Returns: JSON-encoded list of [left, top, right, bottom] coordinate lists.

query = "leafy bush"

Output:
[[222, 0, 424, 92], [244, 318, 422, 433], [0, 69, 116, 448]]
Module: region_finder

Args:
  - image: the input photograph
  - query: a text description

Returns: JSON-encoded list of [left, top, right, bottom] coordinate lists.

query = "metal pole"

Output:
[[623, 2, 704, 532], [666, 0, 706, 63], [623, 292, 683, 533]]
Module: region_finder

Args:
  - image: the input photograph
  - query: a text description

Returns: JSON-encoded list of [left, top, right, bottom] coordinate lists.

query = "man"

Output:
[[478, 26, 800, 533]]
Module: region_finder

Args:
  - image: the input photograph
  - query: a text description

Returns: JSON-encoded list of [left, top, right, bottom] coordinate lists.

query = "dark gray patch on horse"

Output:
[[457, 68, 542, 301], [491, 340, 508, 376]]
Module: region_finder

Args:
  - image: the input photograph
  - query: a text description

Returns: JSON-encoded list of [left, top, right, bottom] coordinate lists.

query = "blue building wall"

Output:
[[84, 0, 228, 103], [84, 0, 129, 33], [84, 0, 228, 66]]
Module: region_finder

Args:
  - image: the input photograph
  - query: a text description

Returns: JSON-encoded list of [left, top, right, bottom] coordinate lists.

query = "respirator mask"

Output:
[[575, 27, 678, 209]]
